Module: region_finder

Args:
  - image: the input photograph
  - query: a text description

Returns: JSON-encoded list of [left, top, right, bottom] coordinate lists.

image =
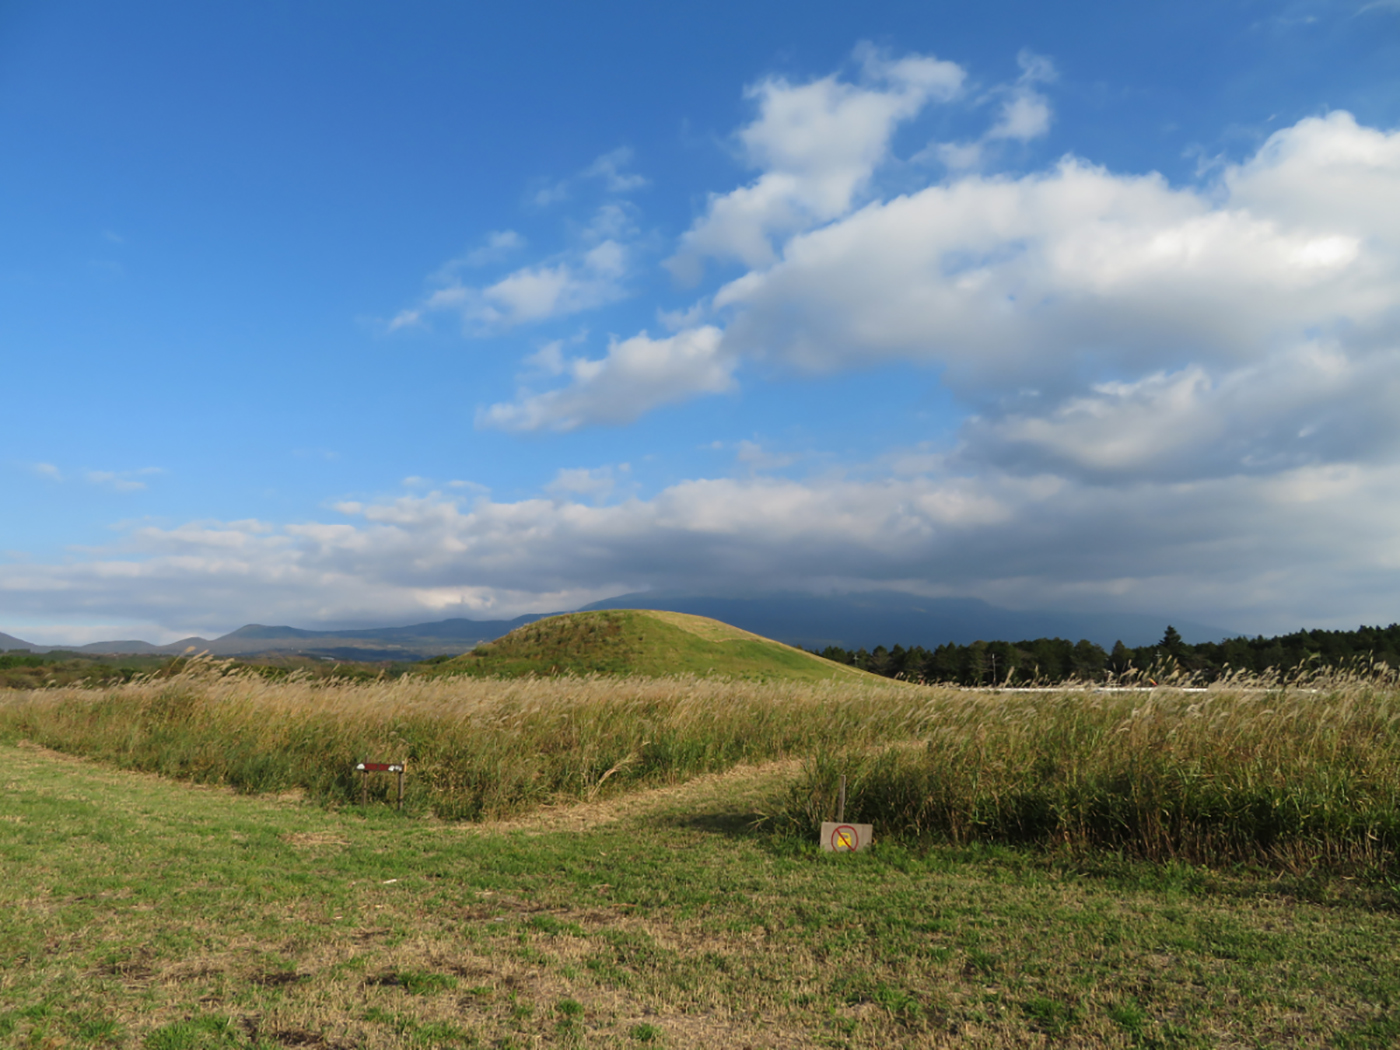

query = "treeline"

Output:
[[813, 623, 1400, 685]]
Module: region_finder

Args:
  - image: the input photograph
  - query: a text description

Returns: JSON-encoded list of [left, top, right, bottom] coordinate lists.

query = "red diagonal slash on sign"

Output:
[[831, 824, 859, 851]]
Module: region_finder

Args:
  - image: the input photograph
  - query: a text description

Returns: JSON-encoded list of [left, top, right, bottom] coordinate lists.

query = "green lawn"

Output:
[[4, 742, 1400, 1049]]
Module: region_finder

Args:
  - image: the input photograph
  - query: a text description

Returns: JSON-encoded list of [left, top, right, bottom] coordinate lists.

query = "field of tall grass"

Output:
[[791, 679, 1400, 875], [0, 659, 920, 820], [4, 659, 1400, 875]]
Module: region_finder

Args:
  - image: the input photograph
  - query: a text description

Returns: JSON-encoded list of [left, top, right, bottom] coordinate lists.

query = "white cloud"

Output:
[[392, 232, 632, 332], [1224, 111, 1400, 243], [460, 229, 526, 267], [1012, 48, 1057, 86], [695, 111, 1400, 493], [84, 468, 162, 492], [466, 96, 1399, 500], [480, 241, 629, 325], [734, 440, 798, 471], [546, 465, 629, 503], [712, 112, 1397, 400], [583, 147, 649, 193], [934, 74, 1053, 172], [479, 326, 732, 431], [964, 340, 1400, 481], [665, 44, 965, 283], [532, 180, 570, 207], [988, 91, 1052, 142], [392, 142, 649, 334], [532, 146, 649, 207], [582, 202, 639, 242], [986, 50, 1056, 143], [32, 462, 62, 480], [931, 140, 987, 170]]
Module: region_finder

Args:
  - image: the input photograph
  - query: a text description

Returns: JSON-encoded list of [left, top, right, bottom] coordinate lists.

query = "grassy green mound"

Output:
[[431, 608, 878, 681]]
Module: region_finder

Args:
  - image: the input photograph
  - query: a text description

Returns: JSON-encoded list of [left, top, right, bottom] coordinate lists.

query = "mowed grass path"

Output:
[[5, 742, 1400, 1049]]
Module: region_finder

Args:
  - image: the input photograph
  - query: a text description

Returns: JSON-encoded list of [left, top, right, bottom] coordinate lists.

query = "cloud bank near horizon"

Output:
[[6, 452, 1400, 642]]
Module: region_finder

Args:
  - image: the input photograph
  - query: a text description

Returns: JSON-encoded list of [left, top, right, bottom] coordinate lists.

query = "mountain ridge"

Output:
[[2, 592, 1234, 660], [0, 631, 38, 651]]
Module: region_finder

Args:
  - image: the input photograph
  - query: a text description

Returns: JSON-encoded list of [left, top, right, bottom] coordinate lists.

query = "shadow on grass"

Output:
[[650, 808, 773, 837]]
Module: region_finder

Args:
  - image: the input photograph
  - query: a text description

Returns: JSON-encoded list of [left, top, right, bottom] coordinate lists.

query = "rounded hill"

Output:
[[429, 609, 881, 682]]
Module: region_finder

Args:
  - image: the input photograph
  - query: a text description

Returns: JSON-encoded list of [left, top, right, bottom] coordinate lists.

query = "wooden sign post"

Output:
[[356, 762, 406, 810], [819, 775, 873, 851]]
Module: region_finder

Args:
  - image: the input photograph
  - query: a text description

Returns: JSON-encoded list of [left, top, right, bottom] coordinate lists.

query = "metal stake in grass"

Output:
[[355, 761, 406, 810], [837, 774, 846, 824]]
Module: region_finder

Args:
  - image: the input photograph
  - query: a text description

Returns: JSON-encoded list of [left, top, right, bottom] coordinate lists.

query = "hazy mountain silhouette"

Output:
[[3, 594, 1231, 659], [17, 615, 554, 658]]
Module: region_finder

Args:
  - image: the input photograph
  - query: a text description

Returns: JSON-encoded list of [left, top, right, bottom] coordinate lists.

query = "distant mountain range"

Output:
[[0, 616, 550, 661], [1, 591, 1232, 661]]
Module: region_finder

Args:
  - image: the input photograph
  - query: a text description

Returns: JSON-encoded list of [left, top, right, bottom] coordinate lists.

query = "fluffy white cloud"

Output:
[[964, 341, 1400, 481], [987, 91, 1052, 142], [694, 111, 1400, 489], [717, 113, 1396, 386], [479, 325, 731, 431], [392, 235, 631, 332], [529, 83, 1398, 496], [665, 45, 965, 283], [932, 50, 1056, 169]]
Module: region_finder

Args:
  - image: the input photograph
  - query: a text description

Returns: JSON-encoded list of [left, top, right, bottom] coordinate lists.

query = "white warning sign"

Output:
[[820, 821, 873, 852]]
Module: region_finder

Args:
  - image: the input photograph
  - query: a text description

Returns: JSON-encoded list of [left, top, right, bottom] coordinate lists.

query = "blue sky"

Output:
[[3, 0, 1399, 644]]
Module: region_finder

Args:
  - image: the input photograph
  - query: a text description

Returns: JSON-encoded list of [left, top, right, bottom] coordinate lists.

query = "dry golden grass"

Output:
[[5, 661, 1400, 871], [0, 660, 924, 820]]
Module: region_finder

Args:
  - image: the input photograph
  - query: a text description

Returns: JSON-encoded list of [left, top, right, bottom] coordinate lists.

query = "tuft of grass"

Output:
[[393, 969, 458, 995], [1022, 994, 1081, 1036], [142, 1014, 243, 1049]]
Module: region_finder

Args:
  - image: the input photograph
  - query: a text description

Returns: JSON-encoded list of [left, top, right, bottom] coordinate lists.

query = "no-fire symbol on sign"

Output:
[[819, 821, 873, 852]]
